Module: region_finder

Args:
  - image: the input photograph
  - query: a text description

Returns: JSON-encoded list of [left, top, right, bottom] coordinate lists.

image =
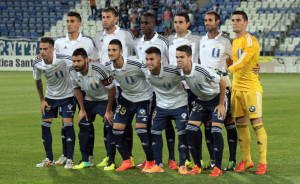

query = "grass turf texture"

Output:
[[0, 72, 299, 184]]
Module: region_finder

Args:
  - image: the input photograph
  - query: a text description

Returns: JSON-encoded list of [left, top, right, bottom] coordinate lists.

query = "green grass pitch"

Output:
[[0, 72, 299, 184]]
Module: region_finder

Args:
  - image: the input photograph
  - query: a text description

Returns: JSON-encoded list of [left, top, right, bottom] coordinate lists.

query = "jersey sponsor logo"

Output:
[[102, 76, 113, 86], [63, 46, 68, 49], [249, 105, 255, 112], [163, 81, 171, 89], [193, 83, 203, 90], [90, 81, 99, 90], [237, 49, 243, 58], [100, 39, 104, 42]]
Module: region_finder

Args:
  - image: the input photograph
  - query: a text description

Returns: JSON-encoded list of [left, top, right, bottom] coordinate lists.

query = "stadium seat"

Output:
[[274, 51, 281, 56]]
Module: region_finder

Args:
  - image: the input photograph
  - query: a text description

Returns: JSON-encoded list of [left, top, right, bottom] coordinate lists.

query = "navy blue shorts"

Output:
[[80, 100, 108, 124], [151, 105, 189, 131], [189, 94, 226, 124], [113, 96, 151, 125], [187, 89, 197, 112], [42, 97, 76, 119]]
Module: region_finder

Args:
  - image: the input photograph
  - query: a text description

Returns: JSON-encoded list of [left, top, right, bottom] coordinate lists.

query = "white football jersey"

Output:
[[69, 62, 114, 101], [135, 32, 169, 65], [33, 53, 74, 99], [105, 57, 153, 102]]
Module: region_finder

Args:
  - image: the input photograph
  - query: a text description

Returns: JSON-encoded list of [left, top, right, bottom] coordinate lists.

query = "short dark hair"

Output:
[[109, 39, 122, 50], [40, 37, 54, 47], [142, 12, 156, 24], [145, 47, 161, 57], [232, 10, 248, 21], [102, 6, 118, 17], [67, 11, 82, 22], [206, 10, 220, 21], [176, 45, 192, 57], [175, 12, 190, 22], [72, 48, 88, 59]]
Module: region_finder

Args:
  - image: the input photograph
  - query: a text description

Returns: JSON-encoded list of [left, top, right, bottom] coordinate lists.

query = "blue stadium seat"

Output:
[[274, 51, 281, 56], [280, 8, 287, 13], [205, 2, 212, 9], [295, 45, 300, 52], [228, 7, 235, 14], [273, 8, 280, 13], [290, 51, 297, 56], [200, 32, 206, 36], [158, 26, 165, 33], [282, 52, 290, 56], [265, 8, 272, 13], [257, 8, 264, 13]]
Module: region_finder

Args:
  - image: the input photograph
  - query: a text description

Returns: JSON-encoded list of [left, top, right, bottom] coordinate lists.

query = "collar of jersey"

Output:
[[103, 25, 120, 36], [174, 30, 191, 39], [111, 57, 127, 70], [66, 32, 82, 42], [180, 62, 195, 77], [204, 30, 222, 40], [141, 32, 159, 43]]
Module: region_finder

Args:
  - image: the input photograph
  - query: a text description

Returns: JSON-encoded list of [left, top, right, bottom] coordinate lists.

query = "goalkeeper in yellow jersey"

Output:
[[227, 11, 267, 175]]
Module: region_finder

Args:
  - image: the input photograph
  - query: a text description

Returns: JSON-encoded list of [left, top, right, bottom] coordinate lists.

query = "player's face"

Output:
[[108, 44, 122, 62], [146, 53, 161, 71], [176, 51, 191, 69], [39, 42, 54, 60], [174, 16, 190, 34], [67, 16, 81, 34], [232, 14, 248, 33], [102, 12, 118, 30], [140, 16, 155, 35], [205, 14, 219, 32], [72, 55, 87, 72]]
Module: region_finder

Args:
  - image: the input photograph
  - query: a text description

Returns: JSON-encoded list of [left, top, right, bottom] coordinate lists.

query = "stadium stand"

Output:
[[0, 0, 299, 56]]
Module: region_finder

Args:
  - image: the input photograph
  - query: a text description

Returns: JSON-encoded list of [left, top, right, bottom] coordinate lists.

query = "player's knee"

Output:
[[113, 123, 126, 130], [212, 122, 223, 128], [62, 118, 73, 123], [224, 116, 234, 125], [235, 116, 248, 124], [135, 123, 147, 129], [188, 121, 202, 127], [250, 117, 262, 125]]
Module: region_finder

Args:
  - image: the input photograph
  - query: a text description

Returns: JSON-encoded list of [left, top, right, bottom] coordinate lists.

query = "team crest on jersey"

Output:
[[67, 104, 73, 111], [181, 113, 187, 120], [100, 39, 103, 42], [249, 105, 255, 112], [139, 109, 146, 115], [237, 49, 243, 58]]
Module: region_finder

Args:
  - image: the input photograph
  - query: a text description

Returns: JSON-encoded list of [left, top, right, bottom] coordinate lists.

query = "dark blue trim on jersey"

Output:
[[33, 58, 42, 67], [82, 33, 97, 47], [56, 54, 73, 61], [105, 61, 112, 66], [91, 65, 108, 79], [221, 34, 233, 44], [163, 67, 180, 75], [195, 66, 215, 80], [157, 35, 169, 47], [127, 59, 142, 68], [69, 66, 76, 72]]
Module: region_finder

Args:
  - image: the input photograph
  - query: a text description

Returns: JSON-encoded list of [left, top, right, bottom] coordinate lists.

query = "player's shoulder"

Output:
[[95, 30, 104, 38], [127, 58, 147, 68], [105, 60, 113, 67], [33, 58, 43, 67], [244, 33, 259, 47], [81, 33, 96, 46], [54, 35, 66, 42], [194, 64, 215, 77], [168, 33, 176, 42], [90, 62, 108, 76], [190, 32, 201, 40], [162, 65, 181, 75], [119, 28, 136, 40], [69, 66, 76, 73], [221, 33, 233, 44], [56, 54, 72, 61], [157, 34, 169, 47]]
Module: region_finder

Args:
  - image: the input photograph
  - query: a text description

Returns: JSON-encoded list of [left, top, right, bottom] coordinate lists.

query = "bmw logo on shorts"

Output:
[[181, 113, 187, 120], [139, 109, 146, 116], [67, 104, 73, 111], [249, 105, 256, 112]]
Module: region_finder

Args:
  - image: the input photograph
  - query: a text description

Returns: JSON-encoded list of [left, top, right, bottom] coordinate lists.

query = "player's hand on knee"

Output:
[[252, 64, 260, 75], [104, 110, 114, 126], [214, 104, 226, 120], [41, 100, 50, 116], [78, 109, 88, 123]]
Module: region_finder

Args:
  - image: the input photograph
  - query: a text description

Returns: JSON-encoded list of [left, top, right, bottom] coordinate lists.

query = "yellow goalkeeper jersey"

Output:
[[228, 33, 263, 92]]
